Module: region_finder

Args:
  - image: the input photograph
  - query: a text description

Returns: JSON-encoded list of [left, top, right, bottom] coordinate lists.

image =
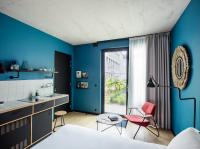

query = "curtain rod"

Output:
[[94, 32, 170, 45], [129, 31, 170, 39]]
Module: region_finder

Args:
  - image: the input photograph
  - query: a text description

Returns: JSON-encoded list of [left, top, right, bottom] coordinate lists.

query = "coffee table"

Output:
[[96, 113, 123, 135]]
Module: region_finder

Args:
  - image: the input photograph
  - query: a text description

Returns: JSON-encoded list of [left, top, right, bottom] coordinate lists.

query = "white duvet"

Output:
[[32, 125, 166, 149]]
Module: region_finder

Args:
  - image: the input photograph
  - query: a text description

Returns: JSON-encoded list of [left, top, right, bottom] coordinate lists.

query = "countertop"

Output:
[[0, 94, 69, 114]]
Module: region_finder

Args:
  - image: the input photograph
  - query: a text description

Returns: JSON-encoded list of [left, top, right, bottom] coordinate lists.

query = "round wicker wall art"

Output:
[[172, 46, 189, 89]]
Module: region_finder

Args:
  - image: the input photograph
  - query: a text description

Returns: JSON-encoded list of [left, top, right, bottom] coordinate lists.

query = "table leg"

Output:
[[121, 121, 122, 134], [115, 125, 121, 135], [96, 121, 98, 131], [101, 125, 114, 132], [115, 122, 123, 135]]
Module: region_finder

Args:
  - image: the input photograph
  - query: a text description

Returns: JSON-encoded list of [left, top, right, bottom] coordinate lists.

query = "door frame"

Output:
[[101, 47, 129, 114], [54, 51, 72, 111]]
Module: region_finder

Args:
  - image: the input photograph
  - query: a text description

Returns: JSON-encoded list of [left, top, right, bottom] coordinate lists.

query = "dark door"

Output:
[[54, 51, 71, 111]]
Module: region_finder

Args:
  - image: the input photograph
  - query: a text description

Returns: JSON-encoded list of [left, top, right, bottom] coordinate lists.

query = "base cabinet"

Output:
[[0, 95, 69, 148], [32, 109, 52, 143], [0, 116, 31, 149]]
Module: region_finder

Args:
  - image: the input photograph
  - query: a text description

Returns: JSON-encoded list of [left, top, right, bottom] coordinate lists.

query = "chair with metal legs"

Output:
[[124, 101, 159, 139], [53, 110, 67, 132]]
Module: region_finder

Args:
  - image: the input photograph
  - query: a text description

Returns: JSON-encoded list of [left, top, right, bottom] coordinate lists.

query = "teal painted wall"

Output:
[[171, 0, 200, 134], [73, 39, 128, 113], [0, 12, 128, 113], [0, 12, 74, 108], [0, 12, 73, 80]]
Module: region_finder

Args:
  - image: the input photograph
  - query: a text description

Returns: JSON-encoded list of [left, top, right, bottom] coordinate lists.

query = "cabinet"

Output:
[[32, 109, 52, 143], [0, 106, 32, 125], [55, 96, 69, 106], [0, 116, 31, 149], [0, 94, 68, 148], [34, 100, 54, 113]]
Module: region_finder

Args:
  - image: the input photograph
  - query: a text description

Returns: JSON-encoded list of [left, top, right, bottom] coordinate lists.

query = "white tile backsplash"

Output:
[[0, 79, 53, 102]]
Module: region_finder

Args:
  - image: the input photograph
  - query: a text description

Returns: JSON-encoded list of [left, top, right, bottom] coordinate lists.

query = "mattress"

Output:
[[32, 124, 167, 149]]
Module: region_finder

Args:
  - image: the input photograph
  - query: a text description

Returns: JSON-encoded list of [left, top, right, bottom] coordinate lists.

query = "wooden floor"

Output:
[[53, 112, 174, 146]]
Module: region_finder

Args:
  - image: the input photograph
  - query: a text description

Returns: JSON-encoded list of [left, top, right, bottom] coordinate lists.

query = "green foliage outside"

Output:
[[105, 78, 126, 105]]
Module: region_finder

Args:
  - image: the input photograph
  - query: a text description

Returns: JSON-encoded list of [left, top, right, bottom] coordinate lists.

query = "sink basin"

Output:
[[43, 93, 59, 98], [19, 98, 44, 103], [19, 94, 61, 103]]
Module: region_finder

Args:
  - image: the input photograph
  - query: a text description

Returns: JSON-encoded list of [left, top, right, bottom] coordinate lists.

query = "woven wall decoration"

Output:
[[172, 46, 189, 89]]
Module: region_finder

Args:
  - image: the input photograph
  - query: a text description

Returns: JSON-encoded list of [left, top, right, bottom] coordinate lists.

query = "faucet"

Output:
[[41, 83, 54, 88]]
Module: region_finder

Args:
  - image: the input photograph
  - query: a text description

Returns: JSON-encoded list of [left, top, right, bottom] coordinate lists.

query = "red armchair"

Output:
[[124, 101, 159, 139]]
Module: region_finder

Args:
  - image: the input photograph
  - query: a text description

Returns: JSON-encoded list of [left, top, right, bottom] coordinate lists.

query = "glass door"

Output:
[[102, 48, 128, 115]]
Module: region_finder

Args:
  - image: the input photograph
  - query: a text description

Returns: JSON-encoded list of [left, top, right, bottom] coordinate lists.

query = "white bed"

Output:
[[32, 124, 166, 149]]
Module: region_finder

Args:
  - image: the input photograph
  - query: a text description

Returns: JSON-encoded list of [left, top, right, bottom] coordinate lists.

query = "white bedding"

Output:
[[32, 125, 166, 149]]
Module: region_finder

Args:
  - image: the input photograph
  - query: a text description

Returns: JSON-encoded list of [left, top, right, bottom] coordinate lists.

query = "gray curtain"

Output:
[[146, 32, 171, 130]]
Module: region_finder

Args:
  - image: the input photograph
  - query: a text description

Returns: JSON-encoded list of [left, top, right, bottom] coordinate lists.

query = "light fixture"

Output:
[[147, 76, 197, 128], [147, 76, 159, 87]]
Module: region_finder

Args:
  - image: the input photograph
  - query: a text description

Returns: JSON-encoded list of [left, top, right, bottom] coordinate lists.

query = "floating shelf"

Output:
[[8, 70, 58, 79]]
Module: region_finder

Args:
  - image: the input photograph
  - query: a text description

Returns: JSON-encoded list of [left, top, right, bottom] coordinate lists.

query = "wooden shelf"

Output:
[[9, 70, 55, 73], [8, 70, 58, 79]]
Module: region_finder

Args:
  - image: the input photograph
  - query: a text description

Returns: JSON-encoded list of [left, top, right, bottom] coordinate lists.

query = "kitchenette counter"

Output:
[[0, 94, 69, 114], [0, 100, 32, 114], [0, 93, 69, 149]]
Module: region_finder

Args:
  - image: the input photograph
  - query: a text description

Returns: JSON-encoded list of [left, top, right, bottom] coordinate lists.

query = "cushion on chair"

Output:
[[167, 127, 200, 149], [124, 115, 150, 127], [141, 102, 156, 115]]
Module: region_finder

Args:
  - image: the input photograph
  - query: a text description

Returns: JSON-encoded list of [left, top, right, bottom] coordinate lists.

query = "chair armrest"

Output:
[[143, 114, 153, 118], [128, 107, 142, 115], [128, 107, 138, 110]]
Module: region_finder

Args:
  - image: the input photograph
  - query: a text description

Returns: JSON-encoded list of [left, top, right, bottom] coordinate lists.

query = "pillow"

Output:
[[167, 127, 200, 149]]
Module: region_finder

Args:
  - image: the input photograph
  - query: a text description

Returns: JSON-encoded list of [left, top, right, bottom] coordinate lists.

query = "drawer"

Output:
[[55, 96, 69, 106], [32, 109, 52, 143], [0, 106, 32, 125], [34, 100, 54, 113]]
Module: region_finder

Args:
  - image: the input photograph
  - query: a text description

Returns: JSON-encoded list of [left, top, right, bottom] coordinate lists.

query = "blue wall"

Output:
[[171, 0, 200, 134], [4, 2, 200, 132], [0, 12, 73, 80], [0, 12, 128, 113], [73, 39, 128, 113]]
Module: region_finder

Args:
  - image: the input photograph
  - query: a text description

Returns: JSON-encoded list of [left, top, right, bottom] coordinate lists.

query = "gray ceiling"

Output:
[[0, 0, 190, 45]]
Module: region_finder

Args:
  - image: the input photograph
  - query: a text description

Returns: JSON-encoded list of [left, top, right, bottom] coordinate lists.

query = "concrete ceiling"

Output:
[[0, 0, 190, 45]]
